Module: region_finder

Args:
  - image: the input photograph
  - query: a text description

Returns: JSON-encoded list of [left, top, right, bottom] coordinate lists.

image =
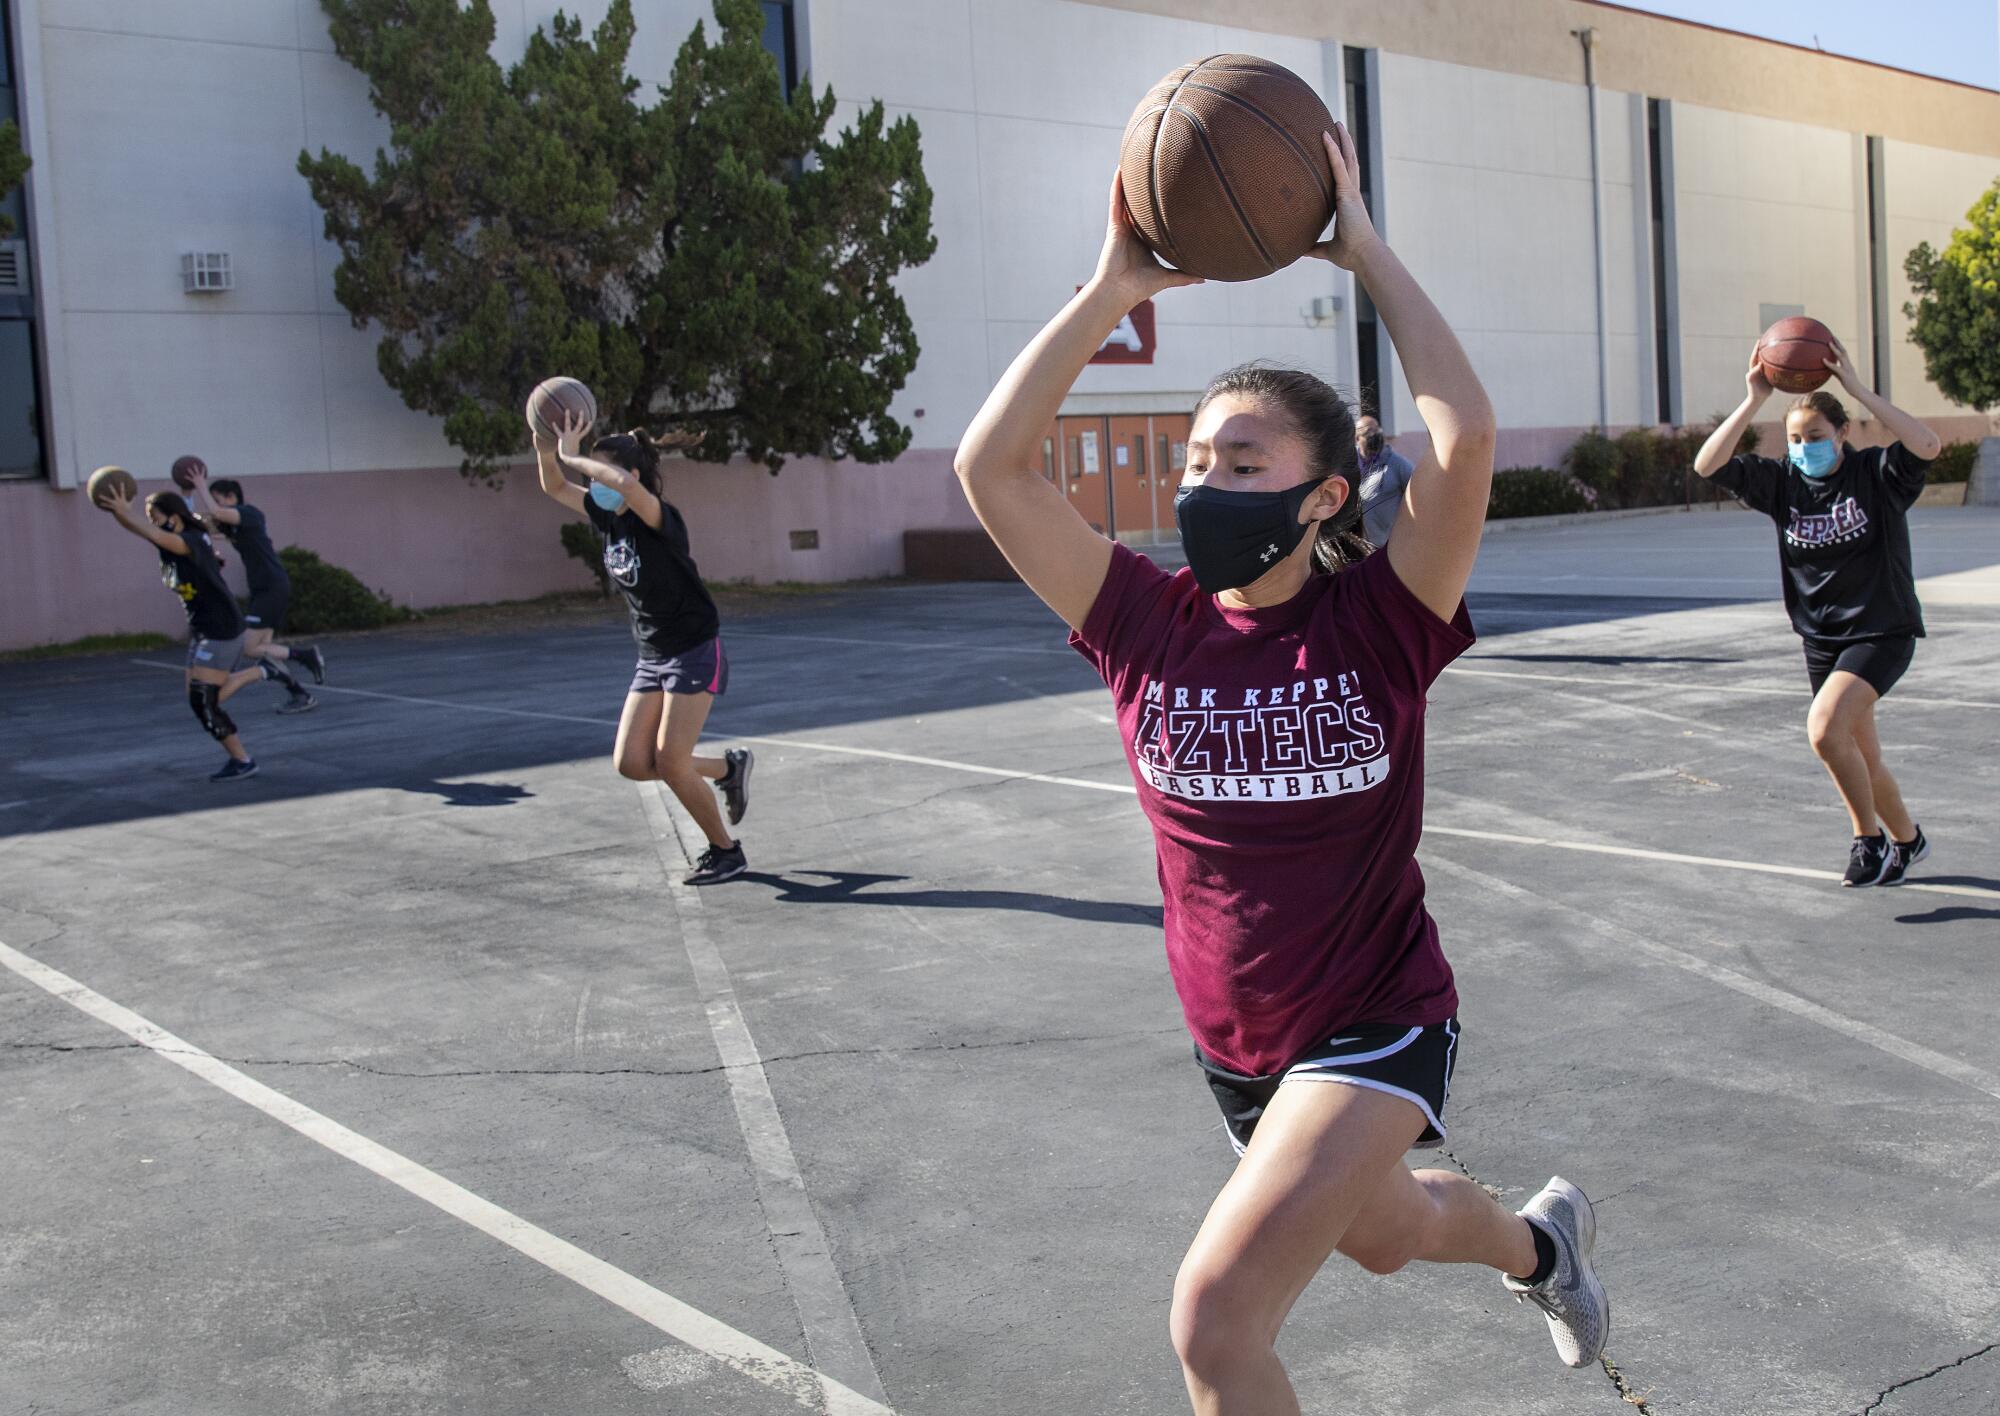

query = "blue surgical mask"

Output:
[[1788, 440, 1840, 479], [588, 482, 627, 513]]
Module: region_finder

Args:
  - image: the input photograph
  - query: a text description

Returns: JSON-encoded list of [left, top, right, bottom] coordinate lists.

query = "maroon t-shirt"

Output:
[[1070, 544, 1474, 1076]]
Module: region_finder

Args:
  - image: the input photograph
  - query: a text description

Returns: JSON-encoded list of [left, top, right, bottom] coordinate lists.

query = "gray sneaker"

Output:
[[1504, 1176, 1609, 1369], [718, 747, 754, 827]]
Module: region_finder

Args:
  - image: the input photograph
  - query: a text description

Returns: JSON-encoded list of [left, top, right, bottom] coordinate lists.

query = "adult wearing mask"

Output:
[[1693, 337, 1940, 887], [1354, 414, 1414, 548]]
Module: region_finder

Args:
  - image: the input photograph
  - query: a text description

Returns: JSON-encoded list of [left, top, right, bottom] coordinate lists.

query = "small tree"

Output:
[[1904, 179, 2000, 412], [0, 121, 30, 238], [300, 0, 935, 479]]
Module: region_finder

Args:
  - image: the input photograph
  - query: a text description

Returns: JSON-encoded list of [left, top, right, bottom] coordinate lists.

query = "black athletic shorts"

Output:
[[629, 637, 728, 697], [1802, 635, 1915, 699], [1195, 1019, 1461, 1156], [243, 587, 289, 633]]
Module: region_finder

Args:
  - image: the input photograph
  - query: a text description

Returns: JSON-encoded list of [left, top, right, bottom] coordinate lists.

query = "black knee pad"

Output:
[[189, 682, 237, 742]]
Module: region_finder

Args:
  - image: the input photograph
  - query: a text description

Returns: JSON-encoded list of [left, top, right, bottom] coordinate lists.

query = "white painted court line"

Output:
[[638, 782, 893, 1413], [1422, 855, 2000, 1106], [1445, 664, 2000, 711], [0, 935, 893, 1416], [124, 661, 1996, 900], [726, 628, 1075, 657]]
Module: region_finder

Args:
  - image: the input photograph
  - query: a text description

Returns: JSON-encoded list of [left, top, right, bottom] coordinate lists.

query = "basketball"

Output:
[[170, 454, 206, 491], [1756, 316, 1837, 394], [527, 377, 599, 441], [1118, 54, 1336, 283], [87, 465, 137, 510]]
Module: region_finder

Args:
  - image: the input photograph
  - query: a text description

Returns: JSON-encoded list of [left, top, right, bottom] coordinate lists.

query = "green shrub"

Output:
[[561, 521, 612, 597], [1930, 440, 1978, 484], [1488, 467, 1593, 520], [278, 546, 409, 633], [1562, 420, 1763, 510]]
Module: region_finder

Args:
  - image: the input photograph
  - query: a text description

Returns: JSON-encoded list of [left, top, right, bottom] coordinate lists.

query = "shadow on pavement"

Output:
[[1465, 652, 1742, 667], [739, 870, 1164, 930]]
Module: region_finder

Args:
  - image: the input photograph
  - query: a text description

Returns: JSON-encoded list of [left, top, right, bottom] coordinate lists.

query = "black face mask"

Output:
[[1174, 480, 1325, 594], [1360, 432, 1384, 459]]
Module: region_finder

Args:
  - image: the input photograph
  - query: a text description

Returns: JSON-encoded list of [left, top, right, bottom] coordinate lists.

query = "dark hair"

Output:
[[1789, 390, 1850, 434], [207, 478, 243, 502], [589, 429, 664, 496], [1193, 364, 1370, 571], [145, 490, 194, 526]]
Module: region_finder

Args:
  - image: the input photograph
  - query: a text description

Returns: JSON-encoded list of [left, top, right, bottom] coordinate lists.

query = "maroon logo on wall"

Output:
[[1081, 293, 1155, 364]]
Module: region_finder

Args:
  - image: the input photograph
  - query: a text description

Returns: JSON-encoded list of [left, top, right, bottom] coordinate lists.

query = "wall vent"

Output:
[[181, 251, 233, 293], [0, 240, 26, 295]]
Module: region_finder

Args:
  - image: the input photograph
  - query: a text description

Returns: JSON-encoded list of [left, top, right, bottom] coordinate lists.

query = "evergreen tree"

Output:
[[1904, 179, 2000, 412], [0, 121, 30, 238], [300, 0, 934, 477]]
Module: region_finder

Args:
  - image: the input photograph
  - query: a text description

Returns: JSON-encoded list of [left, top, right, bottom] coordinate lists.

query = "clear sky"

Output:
[[1617, 0, 2000, 90]]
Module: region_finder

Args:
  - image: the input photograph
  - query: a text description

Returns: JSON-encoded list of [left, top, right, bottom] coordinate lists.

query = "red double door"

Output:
[[1039, 413, 1190, 542]]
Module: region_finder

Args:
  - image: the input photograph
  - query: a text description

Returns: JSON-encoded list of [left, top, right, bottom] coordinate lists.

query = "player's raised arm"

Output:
[[955, 172, 1202, 630]]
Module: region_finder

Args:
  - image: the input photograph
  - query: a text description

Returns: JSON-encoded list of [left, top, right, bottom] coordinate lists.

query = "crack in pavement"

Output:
[[1600, 1353, 1656, 1412], [1856, 1342, 1997, 1415], [2, 1025, 1187, 1079], [1435, 1149, 1654, 1413]]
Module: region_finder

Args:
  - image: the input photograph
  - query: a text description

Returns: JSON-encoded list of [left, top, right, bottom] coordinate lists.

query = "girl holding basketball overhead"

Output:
[[1693, 337, 1941, 887], [98, 486, 270, 781], [530, 409, 753, 886], [957, 123, 1606, 1414]]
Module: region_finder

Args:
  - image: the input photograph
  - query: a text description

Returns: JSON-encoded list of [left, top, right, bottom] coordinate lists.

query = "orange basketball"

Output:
[[1119, 55, 1336, 283], [526, 377, 598, 441], [1757, 316, 1836, 395], [87, 465, 137, 510]]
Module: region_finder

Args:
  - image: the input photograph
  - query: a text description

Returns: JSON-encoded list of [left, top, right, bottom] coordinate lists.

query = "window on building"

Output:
[[0, 0, 46, 482], [760, 2, 797, 96]]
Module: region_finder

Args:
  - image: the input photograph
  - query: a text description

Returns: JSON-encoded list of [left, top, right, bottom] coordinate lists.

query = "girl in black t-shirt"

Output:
[[530, 409, 752, 886], [1693, 337, 1941, 887], [99, 487, 267, 781]]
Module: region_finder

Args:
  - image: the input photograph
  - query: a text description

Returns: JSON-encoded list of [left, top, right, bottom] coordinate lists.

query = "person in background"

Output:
[[184, 459, 325, 713], [1692, 338, 1939, 888], [99, 487, 271, 781], [1354, 414, 1414, 549]]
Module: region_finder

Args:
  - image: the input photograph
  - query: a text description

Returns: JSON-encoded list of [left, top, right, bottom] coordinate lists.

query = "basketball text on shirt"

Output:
[[1130, 672, 1390, 802]]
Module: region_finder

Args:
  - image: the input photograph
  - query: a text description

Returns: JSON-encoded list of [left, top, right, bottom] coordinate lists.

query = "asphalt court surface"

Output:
[[3, 507, 1997, 1415]]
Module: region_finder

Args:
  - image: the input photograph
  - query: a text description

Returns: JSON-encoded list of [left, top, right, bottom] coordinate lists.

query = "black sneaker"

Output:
[[278, 692, 318, 715], [296, 646, 327, 685], [1878, 826, 1929, 887], [685, 841, 747, 886], [1842, 833, 1890, 888], [210, 757, 259, 783], [718, 748, 754, 826]]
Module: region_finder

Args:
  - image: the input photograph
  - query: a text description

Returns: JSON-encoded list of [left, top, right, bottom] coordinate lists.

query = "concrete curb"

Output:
[[1478, 502, 1747, 534]]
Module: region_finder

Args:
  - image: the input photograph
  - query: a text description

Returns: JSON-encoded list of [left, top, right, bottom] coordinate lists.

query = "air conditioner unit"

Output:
[[181, 251, 232, 293], [0, 240, 27, 295]]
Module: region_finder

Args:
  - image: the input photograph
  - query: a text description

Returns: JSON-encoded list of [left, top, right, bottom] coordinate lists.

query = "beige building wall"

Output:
[[1668, 102, 1865, 424], [811, 0, 1348, 444], [1090, 0, 2000, 161], [1375, 53, 1650, 438]]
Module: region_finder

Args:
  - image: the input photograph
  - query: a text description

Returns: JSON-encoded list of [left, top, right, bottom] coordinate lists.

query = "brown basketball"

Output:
[[1119, 54, 1336, 283], [1757, 316, 1837, 394], [87, 465, 137, 510], [170, 454, 206, 491], [527, 376, 599, 441]]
